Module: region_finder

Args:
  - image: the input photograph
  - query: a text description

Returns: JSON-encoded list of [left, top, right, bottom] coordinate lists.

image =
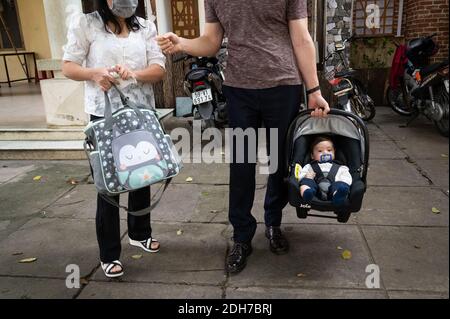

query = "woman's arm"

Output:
[[113, 64, 165, 83]]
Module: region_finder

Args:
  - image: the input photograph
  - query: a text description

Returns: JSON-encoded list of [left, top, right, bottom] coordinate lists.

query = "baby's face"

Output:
[[312, 141, 335, 162]]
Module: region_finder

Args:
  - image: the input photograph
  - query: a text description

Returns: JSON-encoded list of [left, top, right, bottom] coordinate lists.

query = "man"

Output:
[[157, 0, 330, 274]]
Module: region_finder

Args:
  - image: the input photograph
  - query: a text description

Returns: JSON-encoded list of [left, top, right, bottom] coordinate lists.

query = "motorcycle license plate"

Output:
[[192, 89, 213, 105], [444, 80, 449, 93]]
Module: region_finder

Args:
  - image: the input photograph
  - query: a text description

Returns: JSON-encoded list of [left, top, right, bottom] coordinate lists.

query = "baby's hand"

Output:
[[305, 170, 316, 179]]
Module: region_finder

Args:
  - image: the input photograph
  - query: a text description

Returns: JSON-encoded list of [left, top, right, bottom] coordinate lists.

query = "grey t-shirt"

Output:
[[205, 0, 308, 89]]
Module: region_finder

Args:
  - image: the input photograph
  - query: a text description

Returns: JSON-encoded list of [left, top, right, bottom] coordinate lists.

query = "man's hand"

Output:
[[156, 32, 184, 55], [90, 67, 118, 92], [308, 91, 330, 118], [111, 64, 136, 81]]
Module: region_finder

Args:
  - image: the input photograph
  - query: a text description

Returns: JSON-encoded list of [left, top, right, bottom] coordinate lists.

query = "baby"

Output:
[[297, 136, 352, 206]]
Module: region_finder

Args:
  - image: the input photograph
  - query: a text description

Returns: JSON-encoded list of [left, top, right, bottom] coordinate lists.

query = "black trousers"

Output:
[[223, 85, 301, 243], [90, 115, 153, 263]]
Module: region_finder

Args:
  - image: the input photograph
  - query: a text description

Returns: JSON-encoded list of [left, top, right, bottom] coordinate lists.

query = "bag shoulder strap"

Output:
[[98, 179, 172, 216]]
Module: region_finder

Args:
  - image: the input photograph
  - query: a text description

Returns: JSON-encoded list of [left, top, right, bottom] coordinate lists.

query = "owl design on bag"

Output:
[[112, 130, 169, 189]]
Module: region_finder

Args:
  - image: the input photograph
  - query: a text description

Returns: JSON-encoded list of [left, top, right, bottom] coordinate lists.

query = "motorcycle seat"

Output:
[[186, 68, 211, 82], [420, 59, 449, 78], [335, 69, 358, 78]]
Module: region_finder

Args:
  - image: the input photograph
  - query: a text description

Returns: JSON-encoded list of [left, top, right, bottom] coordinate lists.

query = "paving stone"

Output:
[[357, 187, 449, 227], [367, 159, 430, 186], [226, 286, 386, 299], [91, 223, 228, 286], [0, 277, 76, 299], [361, 226, 449, 292], [228, 224, 372, 289], [79, 281, 222, 299], [0, 218, 104, 279]]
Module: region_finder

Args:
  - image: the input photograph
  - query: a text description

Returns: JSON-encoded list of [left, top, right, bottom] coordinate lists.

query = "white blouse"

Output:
[[63, 12, 166, 117]]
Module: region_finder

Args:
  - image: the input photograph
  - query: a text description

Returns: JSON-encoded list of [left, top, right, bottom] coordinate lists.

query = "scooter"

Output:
[[174, 46, 228, 130], [324, 36, 376, 121], [387, 33, 449, 137]]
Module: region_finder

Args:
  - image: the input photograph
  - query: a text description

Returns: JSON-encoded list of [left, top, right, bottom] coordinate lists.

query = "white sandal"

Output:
[[101, 260, 124, 278], [129, 237, 160, 253]]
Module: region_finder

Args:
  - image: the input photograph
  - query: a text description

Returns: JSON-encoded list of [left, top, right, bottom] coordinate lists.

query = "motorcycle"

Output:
[[324, 36, 376, 121], [173, 46, 228, 129], [386, 33, 449, 137]]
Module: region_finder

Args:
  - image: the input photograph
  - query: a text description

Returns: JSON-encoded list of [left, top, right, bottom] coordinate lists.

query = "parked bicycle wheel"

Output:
[[351, 80, 376, 121]]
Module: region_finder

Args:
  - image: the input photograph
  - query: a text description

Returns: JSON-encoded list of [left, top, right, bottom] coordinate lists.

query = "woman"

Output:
[[62, 0, 166, 278]]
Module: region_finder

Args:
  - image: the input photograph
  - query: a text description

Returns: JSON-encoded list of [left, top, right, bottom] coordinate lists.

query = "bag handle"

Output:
[[103, 83, 149, 131]]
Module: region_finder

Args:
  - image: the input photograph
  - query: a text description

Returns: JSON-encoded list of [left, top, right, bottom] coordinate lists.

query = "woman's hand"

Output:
[[156, 32, 184, 55], [90, 67, 117, 91], [111, 64, 136, 81], [308, 91, 330, 118]]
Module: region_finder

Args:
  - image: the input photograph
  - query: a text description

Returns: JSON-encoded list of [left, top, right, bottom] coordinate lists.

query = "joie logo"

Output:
[[66, 264, 80, 289], [300, 204, 312, 209], [365, 264, 381, 289]]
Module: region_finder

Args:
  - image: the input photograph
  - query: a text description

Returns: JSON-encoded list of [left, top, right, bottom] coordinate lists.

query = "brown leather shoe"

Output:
[[265, 226, 289, 255]]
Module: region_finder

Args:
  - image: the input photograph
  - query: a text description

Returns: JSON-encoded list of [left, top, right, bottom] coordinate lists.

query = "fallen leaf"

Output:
[[414, 245, 421, 249], [19, 258, 37, 263], [296, 273, 306, 278], [185, 177, 193, 183], [432, 207, 441, 214], [337, 246, 343, 250], [68, 179, 78, 185], [131, 254, 143, 260], [341, 250, 352, 260], [210, 210, 219, 214], [80, 278, 89, 285], [176, 229, 183, 236], [12, 252, 23, 256], [33, 176, 42, 181], [441, 154, 448, 158]]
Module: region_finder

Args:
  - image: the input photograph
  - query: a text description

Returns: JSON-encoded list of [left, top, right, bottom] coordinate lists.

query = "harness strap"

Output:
[[310, 162, 325, 182], [327, 163, 341, 183]]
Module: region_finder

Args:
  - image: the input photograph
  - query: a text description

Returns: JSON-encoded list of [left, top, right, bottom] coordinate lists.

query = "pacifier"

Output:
[[319, 154, 333, 163]]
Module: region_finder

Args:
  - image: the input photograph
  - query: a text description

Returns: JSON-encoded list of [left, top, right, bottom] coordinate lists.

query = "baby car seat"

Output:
[[285, 109, 370, 223]]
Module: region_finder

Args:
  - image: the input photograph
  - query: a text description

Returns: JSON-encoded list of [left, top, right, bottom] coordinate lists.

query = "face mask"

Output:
[[110, 0, 139, 18]]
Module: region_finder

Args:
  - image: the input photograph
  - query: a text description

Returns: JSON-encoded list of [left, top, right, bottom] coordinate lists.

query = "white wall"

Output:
[[42, 0, 83, 59], [198, 0, 205, 35], [155, 0, 172, 34]]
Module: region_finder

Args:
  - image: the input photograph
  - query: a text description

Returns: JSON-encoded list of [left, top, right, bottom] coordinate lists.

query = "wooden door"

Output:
[[170, 0, 200, 39]]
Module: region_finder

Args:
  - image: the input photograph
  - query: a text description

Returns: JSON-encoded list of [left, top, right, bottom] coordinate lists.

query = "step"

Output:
[[0, 140, 85, 160], [0, 128, 85, 141], [0, 109, 174, 141], [0, 109, 174, 160]]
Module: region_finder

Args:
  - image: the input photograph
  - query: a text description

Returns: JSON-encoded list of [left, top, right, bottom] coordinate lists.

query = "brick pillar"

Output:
[[405, 0, 449, 63]]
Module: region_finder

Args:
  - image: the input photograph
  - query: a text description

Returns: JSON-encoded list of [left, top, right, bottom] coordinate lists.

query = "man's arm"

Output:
[[289, 18, 330, 117], [156, 23, 224, 57]]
